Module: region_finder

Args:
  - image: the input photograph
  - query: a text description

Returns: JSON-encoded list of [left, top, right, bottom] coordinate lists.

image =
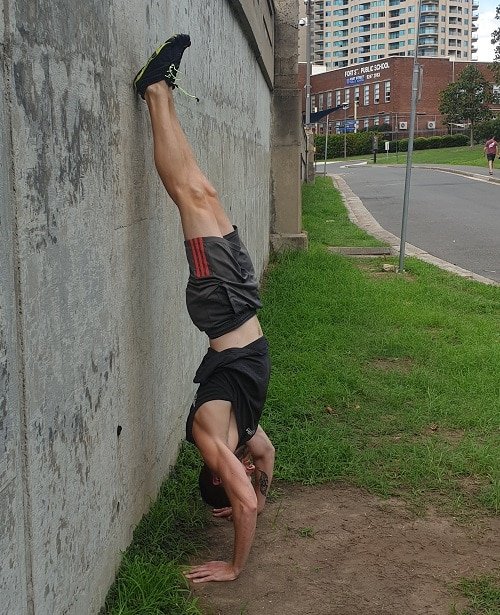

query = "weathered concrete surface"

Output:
[[0, 1, 273, 613], [271, 0, 308, 251], [0, 33, 30, 615]]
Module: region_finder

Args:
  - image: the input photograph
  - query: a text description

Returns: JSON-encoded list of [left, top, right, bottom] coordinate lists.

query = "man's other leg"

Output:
[[144, 81, 233, 239]]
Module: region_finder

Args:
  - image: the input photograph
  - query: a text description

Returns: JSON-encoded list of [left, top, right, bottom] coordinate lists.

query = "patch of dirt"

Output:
[[354, 260, 417, 281], [367, 356, 415, 373], [190, 483, 500, 615]]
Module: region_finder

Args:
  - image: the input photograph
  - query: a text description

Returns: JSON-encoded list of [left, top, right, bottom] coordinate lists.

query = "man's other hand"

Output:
[[212, 506, 233, 520]]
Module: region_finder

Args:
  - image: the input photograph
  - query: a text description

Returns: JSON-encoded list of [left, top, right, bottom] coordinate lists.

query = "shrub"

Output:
[[315, 132, 469, 157]]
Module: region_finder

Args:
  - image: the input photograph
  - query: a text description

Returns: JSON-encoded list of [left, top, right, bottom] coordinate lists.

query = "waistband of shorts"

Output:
[[205, 309, 256, 340]]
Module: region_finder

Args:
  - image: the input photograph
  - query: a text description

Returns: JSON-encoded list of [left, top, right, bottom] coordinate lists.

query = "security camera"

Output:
[[298, 18, 307, 26]]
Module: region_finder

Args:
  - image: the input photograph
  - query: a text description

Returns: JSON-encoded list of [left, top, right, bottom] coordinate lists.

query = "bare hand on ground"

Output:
[[184, 561, 239, 583], [212, 506, 233, 520]]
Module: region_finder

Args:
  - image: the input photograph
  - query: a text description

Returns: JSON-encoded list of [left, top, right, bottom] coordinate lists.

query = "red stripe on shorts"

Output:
[[189, 237, 210, 278]]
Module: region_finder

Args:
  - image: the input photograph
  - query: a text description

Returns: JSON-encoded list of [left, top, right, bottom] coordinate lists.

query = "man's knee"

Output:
[[171, 180, 216, 211]]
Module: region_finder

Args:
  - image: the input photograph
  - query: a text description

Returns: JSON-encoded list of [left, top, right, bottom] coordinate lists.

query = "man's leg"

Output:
[[144, 81, 233, 239]]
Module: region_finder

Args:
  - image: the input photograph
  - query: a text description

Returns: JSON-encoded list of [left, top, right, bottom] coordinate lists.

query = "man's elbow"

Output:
[[262, 441, 275, 466], [236, 491, 258, 517]]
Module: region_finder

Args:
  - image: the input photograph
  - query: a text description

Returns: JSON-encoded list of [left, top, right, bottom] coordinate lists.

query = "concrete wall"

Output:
[[0, 1, 273, 613]]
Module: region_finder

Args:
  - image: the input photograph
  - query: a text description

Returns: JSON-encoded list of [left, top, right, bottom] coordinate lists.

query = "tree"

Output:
[[438, 65, 493, 145], [491, 5, 500, 82]]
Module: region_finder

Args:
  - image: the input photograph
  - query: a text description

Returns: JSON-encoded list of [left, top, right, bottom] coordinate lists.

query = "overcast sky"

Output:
[[477, 0, 497, 61]]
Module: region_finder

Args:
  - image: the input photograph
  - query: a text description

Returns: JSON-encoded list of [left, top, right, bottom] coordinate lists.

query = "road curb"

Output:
[[417, 165, 500, 185], [332, 173, 499, 286]]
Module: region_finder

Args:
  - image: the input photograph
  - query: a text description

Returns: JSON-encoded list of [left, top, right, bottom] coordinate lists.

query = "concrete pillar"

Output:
[[271, 0, 308, 252]]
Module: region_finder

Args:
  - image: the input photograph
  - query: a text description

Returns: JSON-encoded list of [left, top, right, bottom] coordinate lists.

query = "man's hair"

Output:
[[198, 463, 231, 508]]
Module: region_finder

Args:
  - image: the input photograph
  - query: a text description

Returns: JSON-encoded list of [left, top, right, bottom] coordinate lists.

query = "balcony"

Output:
[[418, 37, 438, 45], [419, 49, 438, 56], [472, 1, 479, 8], [421, 4, 439, 13], [472, 12, 479, 20], [420, 15, 439, 24], [419, 26, 438, 34], [471, 33, 478, 41]]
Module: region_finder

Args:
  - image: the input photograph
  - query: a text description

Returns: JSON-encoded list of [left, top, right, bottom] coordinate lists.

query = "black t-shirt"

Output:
[[186, 337, 270, 448]]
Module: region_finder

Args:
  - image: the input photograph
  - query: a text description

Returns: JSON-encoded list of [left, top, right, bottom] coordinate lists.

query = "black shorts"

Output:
[[184, 227, 262, 339], [487, 153, 496, 161], [186, 336, 270, 448]]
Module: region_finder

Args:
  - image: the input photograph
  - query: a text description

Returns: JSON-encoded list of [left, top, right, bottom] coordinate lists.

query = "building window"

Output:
[[327, 91, 333, 107], [385, 80, 391, 102], [374, 82, 380, 103], [374, 116, 380, 125], [344, 88, 350, 104], [318, 93, 324, 110], [364, 85, 370, 105], [364, 118, 370, 129], [354, 86, 360, 102], [335, 90, 341, 106]]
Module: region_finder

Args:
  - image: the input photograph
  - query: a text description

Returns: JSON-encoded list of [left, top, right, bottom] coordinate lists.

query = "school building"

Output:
[[299, 56, 500, 136]]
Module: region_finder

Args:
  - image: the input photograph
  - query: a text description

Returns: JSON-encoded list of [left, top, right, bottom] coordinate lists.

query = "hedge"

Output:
[[314, 132, 469, 158]]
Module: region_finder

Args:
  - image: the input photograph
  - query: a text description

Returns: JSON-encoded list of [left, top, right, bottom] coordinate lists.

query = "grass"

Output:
[[102, 175, 499, 613], [260, 177, 499, 515], [452, 575, 500, 615], [101, 445, 206, 614], [326, 144, 489, 167]]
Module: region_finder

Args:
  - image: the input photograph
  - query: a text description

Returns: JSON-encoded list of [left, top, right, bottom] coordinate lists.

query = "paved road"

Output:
[[327, 163, 500, 283]]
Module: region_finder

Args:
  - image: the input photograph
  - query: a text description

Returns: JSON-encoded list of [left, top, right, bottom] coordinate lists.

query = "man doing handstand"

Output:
[[134, 34, 275, 583]]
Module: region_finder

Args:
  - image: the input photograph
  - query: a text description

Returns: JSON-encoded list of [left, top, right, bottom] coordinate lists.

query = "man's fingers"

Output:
[[212, 507, 232, 518], [183, 561, 238, 583]]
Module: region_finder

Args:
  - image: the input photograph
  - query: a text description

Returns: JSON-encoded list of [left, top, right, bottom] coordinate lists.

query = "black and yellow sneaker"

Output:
[[133, 33, 191, 99]]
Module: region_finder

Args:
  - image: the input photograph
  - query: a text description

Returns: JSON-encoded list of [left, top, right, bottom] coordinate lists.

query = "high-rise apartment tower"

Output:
[[299, 0, 479, 68]]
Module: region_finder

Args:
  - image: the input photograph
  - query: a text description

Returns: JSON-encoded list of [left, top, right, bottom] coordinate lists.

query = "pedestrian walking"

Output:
[[484, 136, 498, 175]]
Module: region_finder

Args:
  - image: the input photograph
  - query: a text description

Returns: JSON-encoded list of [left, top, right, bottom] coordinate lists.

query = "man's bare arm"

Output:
[[247, 426, 275, 514], [185, 427, 258, 583]]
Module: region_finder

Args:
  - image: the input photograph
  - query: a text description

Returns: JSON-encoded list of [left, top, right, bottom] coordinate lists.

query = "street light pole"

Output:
[[324, 114, 329, 176], [398, 0, 423, 272], [343, 103, 347, 158]]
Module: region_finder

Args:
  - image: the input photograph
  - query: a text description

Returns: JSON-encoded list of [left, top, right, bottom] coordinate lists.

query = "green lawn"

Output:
[[328, 144, 488, 167], [102, 176, 500, 615]]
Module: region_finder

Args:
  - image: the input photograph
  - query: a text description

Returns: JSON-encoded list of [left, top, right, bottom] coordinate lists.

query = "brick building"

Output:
[[299, 56, 500, 136]]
